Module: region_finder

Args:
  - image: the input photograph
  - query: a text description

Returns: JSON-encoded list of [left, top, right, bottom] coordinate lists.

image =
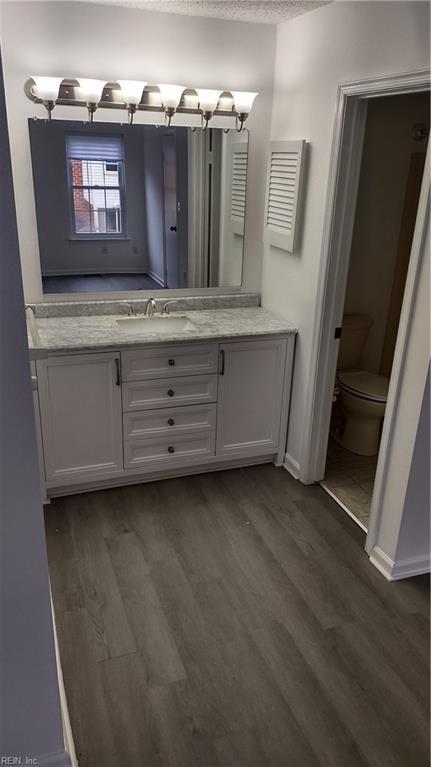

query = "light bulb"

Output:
[[76, 78, 106, 122], [76, 78, 106, 104], [157, 84, 185, 127], [196, 89, 221, 113], [231, 91, 258, 116], [31, 76, 63, 102], [118, 80, 146, 106], [157, 84, 185, 110]]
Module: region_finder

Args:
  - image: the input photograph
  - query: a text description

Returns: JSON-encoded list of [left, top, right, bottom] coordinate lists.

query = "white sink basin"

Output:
[[116, 315, 197, 333]]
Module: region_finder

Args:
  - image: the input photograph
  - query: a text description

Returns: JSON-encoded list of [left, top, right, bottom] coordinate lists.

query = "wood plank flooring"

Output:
[[45, 465, 430, 767]]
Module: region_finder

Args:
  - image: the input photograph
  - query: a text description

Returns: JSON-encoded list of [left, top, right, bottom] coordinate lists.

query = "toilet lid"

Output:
[[338, 370, 389, 402]]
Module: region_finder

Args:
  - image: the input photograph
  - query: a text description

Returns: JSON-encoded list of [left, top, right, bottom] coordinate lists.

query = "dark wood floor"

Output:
[[42, 273, 162, 294], [45, 464, 430, 767]]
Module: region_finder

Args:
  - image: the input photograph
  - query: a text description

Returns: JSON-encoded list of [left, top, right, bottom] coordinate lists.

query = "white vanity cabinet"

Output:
[[121, 343, 218, 470], [36, 352, 123, 486], [216, 338, 289, 458], [35, 333, 295, 495]]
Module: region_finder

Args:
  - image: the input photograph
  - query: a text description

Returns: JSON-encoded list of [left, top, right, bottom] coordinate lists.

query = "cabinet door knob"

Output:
[[168, 418, 175, 426], [168, 446, 175, 454], [168, 359, 175, 366], [170, 225, 177, 232], [167, 389, 175, 397]]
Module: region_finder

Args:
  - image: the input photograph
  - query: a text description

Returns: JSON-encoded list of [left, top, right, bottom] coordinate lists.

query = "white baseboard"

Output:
[[283, 451, 301, 479], [42, 268, 147, 276], [147, 269, 165, 287], [391, 552, 431, 580], [36, 750, 72, 767], [51, 596, 78, 766], [369, 546, 395, 580], [369, 546, 430, 581]]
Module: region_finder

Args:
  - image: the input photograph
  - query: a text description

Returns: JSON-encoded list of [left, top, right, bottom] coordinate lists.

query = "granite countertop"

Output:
[[28, 307, 297, 357]]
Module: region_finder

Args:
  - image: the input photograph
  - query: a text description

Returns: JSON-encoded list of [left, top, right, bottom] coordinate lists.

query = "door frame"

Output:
[[298, 69, 430, 535]]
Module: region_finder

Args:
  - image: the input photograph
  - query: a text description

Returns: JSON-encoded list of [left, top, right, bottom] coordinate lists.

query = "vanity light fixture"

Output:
[[30, 76, 63, 120], [157, 84, 186, 126], [231, 91, 258, 132], [196, 89, 222, 130], [76, 78, 106, 122], [26, 76, 258, 129], [118, 80, 146, 124]]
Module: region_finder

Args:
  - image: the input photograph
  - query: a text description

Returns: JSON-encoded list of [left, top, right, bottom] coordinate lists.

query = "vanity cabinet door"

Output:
[[37, 353, 123, 486], [216, 338, 287, 457]]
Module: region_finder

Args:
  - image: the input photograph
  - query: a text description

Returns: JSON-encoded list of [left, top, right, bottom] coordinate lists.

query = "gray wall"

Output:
[[142, 126, 166, 285], [0, 55, 68, 764], [29, 120, 148, 276], [142, 126, 189, 288]]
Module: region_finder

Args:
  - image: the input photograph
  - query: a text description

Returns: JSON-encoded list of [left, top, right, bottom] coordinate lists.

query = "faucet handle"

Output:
[[162, 300, 176, 315]]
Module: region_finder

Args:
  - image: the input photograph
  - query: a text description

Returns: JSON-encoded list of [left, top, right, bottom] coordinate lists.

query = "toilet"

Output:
[[333, 314, 390, 456]]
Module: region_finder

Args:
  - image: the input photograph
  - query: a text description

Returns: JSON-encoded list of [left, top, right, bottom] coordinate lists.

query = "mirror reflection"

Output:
[[28, 120, 249, 294]]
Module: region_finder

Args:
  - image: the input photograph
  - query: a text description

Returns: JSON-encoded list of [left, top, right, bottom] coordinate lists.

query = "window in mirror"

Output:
[[66, 134, 125, 237], [29, 120, 249, 294]]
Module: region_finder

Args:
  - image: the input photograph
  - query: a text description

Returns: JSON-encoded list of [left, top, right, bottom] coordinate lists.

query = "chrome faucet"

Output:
[[145, 297, 157, 317], [126, 303, 137, 317], [161, 300, 176, 315]]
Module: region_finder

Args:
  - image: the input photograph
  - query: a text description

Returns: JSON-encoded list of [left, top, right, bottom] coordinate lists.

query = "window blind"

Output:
[[230, 148, 248, 235], [66, 134, 124, 161]]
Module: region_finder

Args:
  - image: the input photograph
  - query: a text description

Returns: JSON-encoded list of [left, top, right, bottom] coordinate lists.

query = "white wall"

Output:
[[262, 0, 430, 467], [0, 0, 276, 301], [344, 91, 429, 373], [370, 204, 429, 577], [395, 366, 430, 566]]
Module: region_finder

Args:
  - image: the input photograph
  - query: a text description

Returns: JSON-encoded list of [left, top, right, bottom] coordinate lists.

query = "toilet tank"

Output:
[[338, 314, 372, 370]]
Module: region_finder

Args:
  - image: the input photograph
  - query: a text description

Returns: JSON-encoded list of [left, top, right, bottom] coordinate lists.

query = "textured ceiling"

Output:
[[79, 0, 331, 25]]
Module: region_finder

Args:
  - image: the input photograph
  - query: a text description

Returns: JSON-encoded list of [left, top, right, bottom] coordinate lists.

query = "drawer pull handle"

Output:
[[220, 349, 225, 376], [168, 358, 175, 366], [167, 388, 175, 397], [115, 358, 121, 386], [168, 418, 175, 426], [168, 446, 175, 454]]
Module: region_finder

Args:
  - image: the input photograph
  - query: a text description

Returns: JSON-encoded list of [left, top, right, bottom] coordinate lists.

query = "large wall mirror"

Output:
[[28, 120, 249, 294]]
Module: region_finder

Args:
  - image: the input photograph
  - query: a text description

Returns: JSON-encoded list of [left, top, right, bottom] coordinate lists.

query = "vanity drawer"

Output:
[[123, 404, 217, 439], [121, 343, 219, 381], [124, 431, 216, 470], [122, 374, 218, 412]]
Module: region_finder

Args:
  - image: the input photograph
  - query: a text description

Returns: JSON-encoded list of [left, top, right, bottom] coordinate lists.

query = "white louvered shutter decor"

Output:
[[229, 145, 248, 235], [263, 140, 305, 252]]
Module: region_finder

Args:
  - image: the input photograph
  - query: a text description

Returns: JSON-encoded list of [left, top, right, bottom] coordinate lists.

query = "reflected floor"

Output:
[[321, 437, 378, 531], [42, 273, 163, 294]]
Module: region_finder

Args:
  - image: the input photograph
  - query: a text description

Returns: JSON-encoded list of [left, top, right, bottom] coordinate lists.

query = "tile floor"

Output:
[[321, 437, 378, 530]]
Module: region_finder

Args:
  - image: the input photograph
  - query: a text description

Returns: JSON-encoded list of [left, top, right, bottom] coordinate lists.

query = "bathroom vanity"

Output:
[[29, 301, 296, 498]]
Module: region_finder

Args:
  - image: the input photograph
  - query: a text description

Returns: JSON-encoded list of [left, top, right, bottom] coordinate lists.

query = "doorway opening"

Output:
[[320, 90, 430, 531]]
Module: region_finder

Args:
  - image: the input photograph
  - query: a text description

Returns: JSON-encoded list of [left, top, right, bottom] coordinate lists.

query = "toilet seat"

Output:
[[338, 370, 389, 403]]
